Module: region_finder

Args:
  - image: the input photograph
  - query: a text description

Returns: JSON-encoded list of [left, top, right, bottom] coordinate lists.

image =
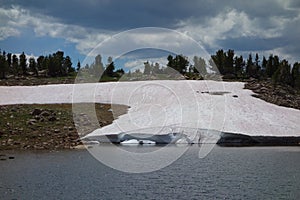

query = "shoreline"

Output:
[[0, 103, 128, 151], [0, 78, 299, 151]]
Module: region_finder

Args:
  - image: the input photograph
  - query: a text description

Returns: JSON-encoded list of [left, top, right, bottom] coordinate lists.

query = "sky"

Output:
[[0, 0, 300, 69]]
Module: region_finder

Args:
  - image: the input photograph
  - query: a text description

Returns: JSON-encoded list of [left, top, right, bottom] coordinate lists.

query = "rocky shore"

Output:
[[0, 75, 75, 86], [244, 78, 300, 110], [0, 103, 128, 150], [217, 132, 300, 147]]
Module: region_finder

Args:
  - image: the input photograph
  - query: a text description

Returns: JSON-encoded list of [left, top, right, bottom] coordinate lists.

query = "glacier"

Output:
[[0, 80, 299, 144]]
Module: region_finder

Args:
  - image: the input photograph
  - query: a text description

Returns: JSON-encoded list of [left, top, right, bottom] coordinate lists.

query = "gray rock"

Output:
[[54, 129, 60, 133], [48, 116, 57, 121], [40, 111, 51, 117], [31, 108, 42, 116], [27, 119, 37, 125]]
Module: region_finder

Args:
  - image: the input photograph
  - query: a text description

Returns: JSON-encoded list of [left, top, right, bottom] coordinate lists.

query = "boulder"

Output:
[[27, 119, 37, 125], [40, 111, 51, 117], [48, 116, 57, 122], [31, 108, 42, 116]]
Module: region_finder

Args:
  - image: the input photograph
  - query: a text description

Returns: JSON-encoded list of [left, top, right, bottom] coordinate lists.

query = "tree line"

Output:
[[210, 49, 300, 89], [0, 50, 75, 78], [0, 48, 299, 89], [136, 50, 300, 90]]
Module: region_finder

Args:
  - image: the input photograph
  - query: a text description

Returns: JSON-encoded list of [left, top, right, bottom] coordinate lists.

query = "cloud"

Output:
[[123, 57, 168, 71], [0, 1, 299, 63], [176, 6, 300, 62], [176, 8, 281, 49], [0, 5, 111, 55]]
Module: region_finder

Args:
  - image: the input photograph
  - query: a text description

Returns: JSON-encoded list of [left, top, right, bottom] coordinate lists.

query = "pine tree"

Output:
[[12, 54, 18, 75], [261, 56, 267, 76], [143, 61, 151, 75], [37, 56, 45, 71], [19, 52, 27, 75], [63, 56, 73, 74], [211, 49, 226, 75], [224, 49, 234, 75], [193, 56, 207, 75], [29, 57, 38, 76], [234, 55, 244, 77], [272, 59, 292, 86], [76, 60, 81, 71], [0, 53, 8, 79], [7, 53, 12, 74], [292, 62, 300, 89], [246, 53, 255, 77]]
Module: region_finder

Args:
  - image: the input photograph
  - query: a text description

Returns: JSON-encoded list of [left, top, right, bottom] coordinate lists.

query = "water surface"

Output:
[[0, 146, 299, 199]]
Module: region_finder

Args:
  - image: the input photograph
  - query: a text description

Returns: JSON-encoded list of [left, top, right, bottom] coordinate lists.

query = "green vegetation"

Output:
[[0, 48, 299, 90], [0, 103, 128, 150], [210, 49, 300, 90]]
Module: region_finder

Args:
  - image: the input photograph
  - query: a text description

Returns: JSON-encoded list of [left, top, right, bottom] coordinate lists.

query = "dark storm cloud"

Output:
[[0, 0, 299, 61], [3, 0, 298, 30], [217, 37, 289, 52]]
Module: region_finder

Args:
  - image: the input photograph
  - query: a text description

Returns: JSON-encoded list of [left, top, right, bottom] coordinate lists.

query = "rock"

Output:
[[277, 89, 287, 96], [34, 115, 41, 120], [27, 119, 37, 125], [260, 87, 268, 92], [54, 129, 60, 133], [31, 108, 42, 116], [232, 95, 238, 98], [7, 138, 13, 144], [40, 111, 50, 117], [48, 116, 57, 121]]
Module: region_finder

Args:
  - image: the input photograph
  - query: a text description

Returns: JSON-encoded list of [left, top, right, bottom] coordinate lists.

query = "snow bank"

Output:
[[0, 80, 299, 138]]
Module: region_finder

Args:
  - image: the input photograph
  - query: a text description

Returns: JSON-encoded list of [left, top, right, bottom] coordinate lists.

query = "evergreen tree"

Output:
[[224, 49, 234, 75], [152, 63, 161, 74], [143, 61, 151, 75], [246, 53, 255, 77], [261, 56, 267, 75], [29, 57, 38, 76], [54, 51, 64, 76], [19, 52, 27, 75], [0, 53, 8, 79], [37, 56, 45, 71], [12, 54, 19, 75], [272, 59, 292, 86], [76, 60, 81, 71], [167, 54, 189, 75], [211, 49, 226, 74], [292, 62, 300, 89], [254, 53, 261, 76], [115, 68, 125, 77], [48, 54, 56, 77], [193, 56, 207, 75], [92, 54, 104, 77], [266, 54, 274, 77], [63, 56, 73, 74], [7, 53, 12, 73], [234, 55, 244, 77]]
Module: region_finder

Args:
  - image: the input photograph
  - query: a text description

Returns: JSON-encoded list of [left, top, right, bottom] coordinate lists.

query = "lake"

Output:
[[1, 146, 299, 199]]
